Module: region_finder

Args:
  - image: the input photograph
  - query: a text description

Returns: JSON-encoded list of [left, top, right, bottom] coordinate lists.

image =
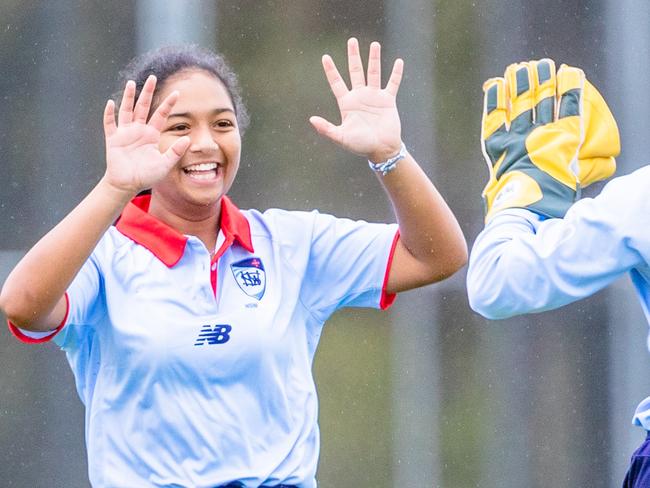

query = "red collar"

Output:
[[115, 195, 253, 267]]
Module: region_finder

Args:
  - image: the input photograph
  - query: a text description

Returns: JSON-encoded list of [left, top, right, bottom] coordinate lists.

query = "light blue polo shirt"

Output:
[[467, 165, 650, 431], [10, 195, 399, 488]]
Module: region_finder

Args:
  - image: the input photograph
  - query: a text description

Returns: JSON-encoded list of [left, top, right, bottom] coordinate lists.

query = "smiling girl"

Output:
[[0, 40, 466, 487]]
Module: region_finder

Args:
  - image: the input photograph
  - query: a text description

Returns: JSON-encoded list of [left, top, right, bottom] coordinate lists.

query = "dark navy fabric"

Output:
[[623, 431, 650, 488]]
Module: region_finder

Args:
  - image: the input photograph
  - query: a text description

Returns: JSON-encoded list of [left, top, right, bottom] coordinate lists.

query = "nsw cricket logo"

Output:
[[230, 257, 266, 300]]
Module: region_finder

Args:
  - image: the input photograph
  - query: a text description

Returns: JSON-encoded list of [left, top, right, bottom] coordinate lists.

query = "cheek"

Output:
[[224, 137, 242, 166], [228, 149, 241, 176]]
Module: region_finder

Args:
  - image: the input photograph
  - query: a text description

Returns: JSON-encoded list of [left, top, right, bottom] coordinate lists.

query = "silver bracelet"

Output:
[[367, 143, 406, 176]]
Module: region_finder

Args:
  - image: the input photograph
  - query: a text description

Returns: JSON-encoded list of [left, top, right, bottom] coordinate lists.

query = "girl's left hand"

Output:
[[310, 37, 404, 163]]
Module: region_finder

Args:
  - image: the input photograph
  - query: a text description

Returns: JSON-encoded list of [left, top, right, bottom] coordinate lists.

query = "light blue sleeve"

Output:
[[467, 165, 650, 320], [52, 252, 105, 351], [299, 210, 399, 322]]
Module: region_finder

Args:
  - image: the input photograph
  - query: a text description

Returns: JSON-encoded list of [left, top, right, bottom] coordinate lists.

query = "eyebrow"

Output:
[[168, 108, 236, 118]]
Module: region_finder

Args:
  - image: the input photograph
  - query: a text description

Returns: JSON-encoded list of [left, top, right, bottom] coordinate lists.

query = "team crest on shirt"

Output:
[[230, 257, 266, 300]]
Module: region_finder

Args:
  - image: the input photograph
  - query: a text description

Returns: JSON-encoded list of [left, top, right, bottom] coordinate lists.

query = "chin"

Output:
[[191, 194, 223, 209]]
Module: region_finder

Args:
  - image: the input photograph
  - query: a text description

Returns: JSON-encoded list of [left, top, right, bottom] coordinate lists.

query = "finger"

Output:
[[133, 75, 156, 123], [347, 37, 366, 88], [367, 41, 381, 89], [557, 64, 585, 119], [309, 115, 342, 144], [385, 58, 404, 97], [531, 59, 556, 125], [148, 90, 179, 132], [321, 54, 349, 100], [505, 62, 534, 132], [162, 136, 191, 167], [103, 100, 117, 138], [118, 80, 136, 126]]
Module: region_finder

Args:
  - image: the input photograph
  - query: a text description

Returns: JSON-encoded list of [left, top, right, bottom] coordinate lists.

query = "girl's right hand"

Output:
[[102, 75, 190, 196]]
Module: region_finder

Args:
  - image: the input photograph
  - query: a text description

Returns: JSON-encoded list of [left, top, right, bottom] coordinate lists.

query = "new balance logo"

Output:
[[194, 324, 232, 346]]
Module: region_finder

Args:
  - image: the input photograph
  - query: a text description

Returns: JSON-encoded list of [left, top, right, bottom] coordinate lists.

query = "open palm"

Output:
[[102, 76, 190, 195], [310, 38, 403, 163]]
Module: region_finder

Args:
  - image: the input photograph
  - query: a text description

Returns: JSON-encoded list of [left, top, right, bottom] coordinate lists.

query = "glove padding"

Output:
[[481, 59, 620, 222]]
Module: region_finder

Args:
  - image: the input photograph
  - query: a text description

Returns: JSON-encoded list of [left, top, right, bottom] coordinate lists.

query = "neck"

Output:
[[148, 194, 222, 252]]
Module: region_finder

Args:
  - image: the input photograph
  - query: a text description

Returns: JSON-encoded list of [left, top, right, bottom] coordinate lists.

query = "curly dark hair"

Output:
[[116, 45, 250, 134]]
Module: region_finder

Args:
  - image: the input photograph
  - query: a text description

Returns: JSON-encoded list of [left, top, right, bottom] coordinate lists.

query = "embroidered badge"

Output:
[[230, 257, 266, 300]]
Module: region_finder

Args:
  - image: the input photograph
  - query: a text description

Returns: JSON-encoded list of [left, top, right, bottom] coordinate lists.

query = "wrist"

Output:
[[96, 177, 138, 207], [368, 142, 406, 176], [368, 143, 404, 165]]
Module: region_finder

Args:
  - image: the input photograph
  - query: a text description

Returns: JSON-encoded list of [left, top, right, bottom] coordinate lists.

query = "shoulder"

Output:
[[242, 207, 323, 240], [88, 225, 142, 265], [241, 206, 394, 250]]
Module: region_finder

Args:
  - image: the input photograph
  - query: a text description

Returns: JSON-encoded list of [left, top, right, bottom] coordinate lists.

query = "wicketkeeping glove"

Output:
[[481, 59, 620, 222]]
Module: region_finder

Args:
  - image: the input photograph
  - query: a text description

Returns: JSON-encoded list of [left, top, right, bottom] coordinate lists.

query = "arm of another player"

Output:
[[467, 168, 650, 319], [467, 59, 629, 319], [309, 38, 467, 293], [0, 76, 190, 331]]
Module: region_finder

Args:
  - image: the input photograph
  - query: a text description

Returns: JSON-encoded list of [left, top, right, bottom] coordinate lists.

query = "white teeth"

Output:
[[190, 172, 215, 180], [185, 162, 218, 172]]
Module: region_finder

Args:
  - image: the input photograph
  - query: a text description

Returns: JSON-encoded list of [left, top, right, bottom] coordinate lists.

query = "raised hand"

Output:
[[310, 38, 403, 163], [102, 75, 190, 195]]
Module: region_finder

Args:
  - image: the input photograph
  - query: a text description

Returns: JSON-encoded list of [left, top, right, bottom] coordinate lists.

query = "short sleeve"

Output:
[[299, 211, 399, 321], [8, 253, 103, 347], [53, 254, 104, 349]]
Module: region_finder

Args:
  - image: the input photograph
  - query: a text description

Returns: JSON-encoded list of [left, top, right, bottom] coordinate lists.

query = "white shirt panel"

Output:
[[46, 206, 397, 488]]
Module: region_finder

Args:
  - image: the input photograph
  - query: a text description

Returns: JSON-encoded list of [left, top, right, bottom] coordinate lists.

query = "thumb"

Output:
[[163, 136, 191, 167], [309, 116, 342, 144]]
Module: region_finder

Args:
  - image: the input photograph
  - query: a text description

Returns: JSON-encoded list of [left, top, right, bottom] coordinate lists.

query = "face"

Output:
[[153, 69, 241, 214]]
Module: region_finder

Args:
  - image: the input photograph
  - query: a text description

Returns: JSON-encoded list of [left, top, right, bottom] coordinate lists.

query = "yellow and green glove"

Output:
[[481, 59, 620, 222]]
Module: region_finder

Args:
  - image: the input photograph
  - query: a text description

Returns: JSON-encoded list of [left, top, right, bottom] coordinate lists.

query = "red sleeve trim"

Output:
[[7, 293, 70, 344], [380, 230, 400, 310]]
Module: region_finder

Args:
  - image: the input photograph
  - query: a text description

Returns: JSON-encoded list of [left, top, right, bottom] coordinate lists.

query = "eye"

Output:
[[215, 119, 235, 129], [167, 123, 190, 132]]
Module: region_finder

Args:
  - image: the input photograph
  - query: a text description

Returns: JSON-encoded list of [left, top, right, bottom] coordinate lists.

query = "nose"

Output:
[[189, 126, 219, 153]]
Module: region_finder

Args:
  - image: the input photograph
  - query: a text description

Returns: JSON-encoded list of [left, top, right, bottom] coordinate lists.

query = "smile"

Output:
[[183, 162, 221, 181]]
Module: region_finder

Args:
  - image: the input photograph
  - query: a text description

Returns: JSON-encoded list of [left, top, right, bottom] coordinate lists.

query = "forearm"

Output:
[[379, 150, 467, 291], [0, 178, 134, 329], [467, 212, 552, 319], [467, 203, 642, 319]]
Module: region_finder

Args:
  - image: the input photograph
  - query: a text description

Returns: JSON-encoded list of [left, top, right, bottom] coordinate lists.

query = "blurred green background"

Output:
[[2, 1, 650, 487]]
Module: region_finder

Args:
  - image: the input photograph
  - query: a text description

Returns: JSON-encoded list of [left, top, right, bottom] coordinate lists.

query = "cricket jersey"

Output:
[[10, 195, 399, 488], [466, 164, 650, 430]]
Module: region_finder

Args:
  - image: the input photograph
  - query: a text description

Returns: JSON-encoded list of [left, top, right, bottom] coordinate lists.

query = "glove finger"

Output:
[[482, 77, 507, 137], [578, 79, 620, 186], [505, 62, 534, 133], [557, 64, 585, 120], [531, 59, 556, 125], [552, 64, 585, 180], [482, 77, 508, 163]]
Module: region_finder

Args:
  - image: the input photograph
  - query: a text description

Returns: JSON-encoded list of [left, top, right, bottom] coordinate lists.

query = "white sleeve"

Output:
[[298, 210, 399, 322], [467, 165, 650, 320], [9, 253, 103, 346]]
